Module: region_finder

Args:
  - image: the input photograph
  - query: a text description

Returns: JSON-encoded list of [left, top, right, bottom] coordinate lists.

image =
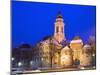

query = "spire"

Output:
[[54, 11, 65, 43], [57, 11, 63, 18]]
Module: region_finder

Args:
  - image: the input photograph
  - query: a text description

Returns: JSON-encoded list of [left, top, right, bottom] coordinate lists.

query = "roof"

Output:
[[57, 11, 63, 18], [70, 40, 83, 44], [73, 36, 81, 40], [84, 44, 91, 48], [62, 46, 70, 50], [19, 44, 31, 48]]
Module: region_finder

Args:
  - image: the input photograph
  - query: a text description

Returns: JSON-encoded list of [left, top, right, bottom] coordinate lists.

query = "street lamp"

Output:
[[80, 66, 85, 70], [18, 62, 22, 67], [30, 61, 33, 65], [92, 53, 95, 57], [12, 57, 14, 61], [93, 66, 96, 69], [41, 58, 43, 61]]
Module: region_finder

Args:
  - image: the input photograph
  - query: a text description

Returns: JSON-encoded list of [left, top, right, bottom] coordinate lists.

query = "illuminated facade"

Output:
[[38, 39, 51, 68], [70, 37, 83, 65], [61, 46, 73, 67], [32, 12, 95, 69], [54, 11, 65, 43], [80, 44, 92, 66]]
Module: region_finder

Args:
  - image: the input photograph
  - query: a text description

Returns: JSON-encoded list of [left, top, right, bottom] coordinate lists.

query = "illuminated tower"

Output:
[[54, 11, 65, 43]]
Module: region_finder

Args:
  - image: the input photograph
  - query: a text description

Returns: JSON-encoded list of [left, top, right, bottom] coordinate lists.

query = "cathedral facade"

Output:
[[32, 12, 94, 69]]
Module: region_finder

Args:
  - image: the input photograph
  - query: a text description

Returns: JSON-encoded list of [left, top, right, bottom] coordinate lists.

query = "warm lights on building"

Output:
[[12, 11, 96, 71], [61, 46, 73, 67]]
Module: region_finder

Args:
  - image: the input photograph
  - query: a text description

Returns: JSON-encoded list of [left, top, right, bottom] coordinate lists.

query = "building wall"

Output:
[[80, 45, 92, 66], [70, 42, 83, 63], [61, 46, 73, 67], [54, 14, 65, 43]]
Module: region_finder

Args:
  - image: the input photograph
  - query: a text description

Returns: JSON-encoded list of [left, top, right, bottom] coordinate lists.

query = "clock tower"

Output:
[[54, 11, 65, 43]]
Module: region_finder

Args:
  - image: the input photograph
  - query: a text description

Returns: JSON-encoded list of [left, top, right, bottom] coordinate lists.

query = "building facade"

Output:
[[80, 44, 92, 66], [32, 12, 94, 69], [70, 37, 83, 65], [61, 46, 73, 67]]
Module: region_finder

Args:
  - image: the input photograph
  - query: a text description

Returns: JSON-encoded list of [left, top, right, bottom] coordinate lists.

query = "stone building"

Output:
[[70, 36, 83, 65], [61, 46, 73, 67], [54, 11, 65, 43], [80, 44, 92, 66], [38, 39, 51, 68], [31, 11, 94, 69], [12, 44, 33, 70]]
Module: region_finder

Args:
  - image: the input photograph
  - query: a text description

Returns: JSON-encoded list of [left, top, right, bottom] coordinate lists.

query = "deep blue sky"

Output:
[[12, 1, 96, 48]]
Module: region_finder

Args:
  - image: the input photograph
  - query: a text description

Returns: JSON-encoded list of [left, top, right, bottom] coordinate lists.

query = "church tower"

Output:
[[54, 11, 65, 43]]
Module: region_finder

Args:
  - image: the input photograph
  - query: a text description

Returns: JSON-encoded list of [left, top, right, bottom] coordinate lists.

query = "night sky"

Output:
[[12, 1, 96, 48]]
